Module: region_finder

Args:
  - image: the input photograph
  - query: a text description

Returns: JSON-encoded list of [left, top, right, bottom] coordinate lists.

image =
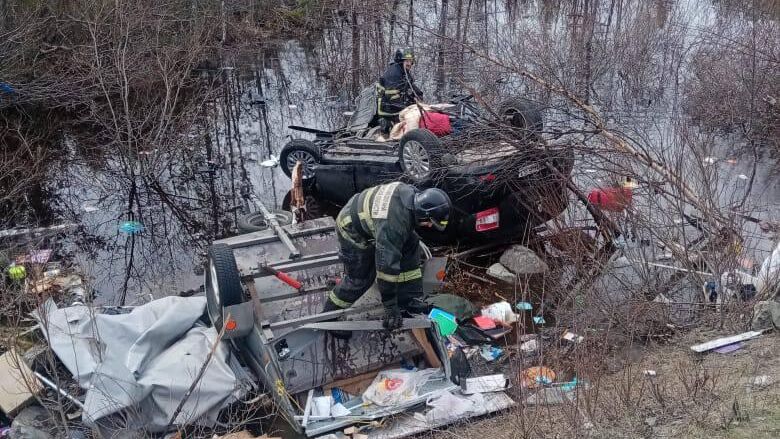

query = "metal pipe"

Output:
[[33, 371, 85, 409]]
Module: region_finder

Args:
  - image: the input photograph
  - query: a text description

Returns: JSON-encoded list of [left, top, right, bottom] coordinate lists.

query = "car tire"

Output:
[[497, 98, 544, 137], [280, 139, 321, 180], [399, 128, 443, 183], [205, 244, 244, 331], [237, 209, 293, 233]]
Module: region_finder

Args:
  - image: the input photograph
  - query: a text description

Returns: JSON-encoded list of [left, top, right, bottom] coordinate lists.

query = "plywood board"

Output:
[[0, 349, 42, 415]]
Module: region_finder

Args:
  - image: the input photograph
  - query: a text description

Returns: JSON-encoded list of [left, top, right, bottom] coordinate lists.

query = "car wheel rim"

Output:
[[402, 140, 430, 180], [287, 150, 317, 179]]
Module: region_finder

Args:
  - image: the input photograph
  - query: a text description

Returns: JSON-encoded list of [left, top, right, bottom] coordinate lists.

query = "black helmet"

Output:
[[413, 188, 451, 231], [394, 48, 415, 64]]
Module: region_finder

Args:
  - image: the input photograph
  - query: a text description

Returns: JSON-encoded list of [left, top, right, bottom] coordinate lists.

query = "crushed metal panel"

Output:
[[367, 392, 515, 438]]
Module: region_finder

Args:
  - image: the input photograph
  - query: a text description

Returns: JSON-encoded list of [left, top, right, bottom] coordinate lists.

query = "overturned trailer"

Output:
[[204, 216, 514, 437]]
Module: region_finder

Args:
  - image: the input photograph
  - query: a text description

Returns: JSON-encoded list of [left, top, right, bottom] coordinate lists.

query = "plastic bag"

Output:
[[362, 368, 439, 406], [425, 391, 483, 423]]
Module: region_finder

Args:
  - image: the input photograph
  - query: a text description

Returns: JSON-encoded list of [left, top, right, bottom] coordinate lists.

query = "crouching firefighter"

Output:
[[322, 182, 451, 334]]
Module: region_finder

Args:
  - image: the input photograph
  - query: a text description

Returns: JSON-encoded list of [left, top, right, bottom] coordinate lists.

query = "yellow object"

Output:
[[7, 265, 26, 281]]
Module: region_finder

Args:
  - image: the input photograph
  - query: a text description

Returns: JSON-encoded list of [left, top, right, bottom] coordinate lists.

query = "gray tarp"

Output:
[[34, 296, 238, 432]]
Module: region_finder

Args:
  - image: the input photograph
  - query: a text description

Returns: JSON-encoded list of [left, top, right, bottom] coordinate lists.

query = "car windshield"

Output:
[[346, 85, 377, 132]]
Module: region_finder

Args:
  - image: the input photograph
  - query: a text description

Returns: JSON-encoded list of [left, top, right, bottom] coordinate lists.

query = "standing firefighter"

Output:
[[323, 182, 451, 332], [377, 48, 424, 117]]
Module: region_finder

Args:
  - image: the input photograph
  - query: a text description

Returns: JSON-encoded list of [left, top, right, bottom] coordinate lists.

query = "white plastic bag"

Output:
[[425, 390, 482, 423], [362, 368, 439, 406]]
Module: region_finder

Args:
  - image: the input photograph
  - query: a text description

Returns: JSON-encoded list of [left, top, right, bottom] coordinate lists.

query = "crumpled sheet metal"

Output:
[[34, 296, 238, 432]]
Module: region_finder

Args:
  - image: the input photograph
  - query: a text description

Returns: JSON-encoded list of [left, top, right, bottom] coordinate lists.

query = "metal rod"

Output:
[[33, 371, 85, 409], [257, 200, 301, 259]]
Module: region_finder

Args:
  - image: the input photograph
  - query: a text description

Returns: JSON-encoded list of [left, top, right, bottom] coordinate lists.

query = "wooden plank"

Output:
[[323, 370, 381, 396], [412, 328, 442, 369], [0, 349, 42, 415], [690, 331, 763, 353]]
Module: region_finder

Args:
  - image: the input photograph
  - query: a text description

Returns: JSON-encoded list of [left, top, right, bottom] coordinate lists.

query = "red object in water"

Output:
[[587, 187, 633, 212], [420, 111, 453, 136]]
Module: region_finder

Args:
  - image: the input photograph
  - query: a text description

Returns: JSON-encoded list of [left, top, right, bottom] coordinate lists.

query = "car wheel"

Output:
[[399, 128, 442, 182], [497, 98, 544, 139], [237, 209, 293, 233], [280, 139, 320, 180], [205, 244, 244, 331]]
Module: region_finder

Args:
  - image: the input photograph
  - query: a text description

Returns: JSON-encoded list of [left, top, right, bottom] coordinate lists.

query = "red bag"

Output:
[[587, 187, 633, 212], [419, 111, 452, 136]]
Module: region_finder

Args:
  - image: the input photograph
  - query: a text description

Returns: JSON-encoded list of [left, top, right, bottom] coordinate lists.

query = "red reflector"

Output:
[[475, 207, 500, 232], [479, 173, 496, 182], [225, 320, 237, 331], [436, 270, 446, 281]]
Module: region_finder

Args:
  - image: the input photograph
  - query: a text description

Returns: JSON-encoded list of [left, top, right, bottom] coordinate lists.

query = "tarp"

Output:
[[34, 296, 239, 432]]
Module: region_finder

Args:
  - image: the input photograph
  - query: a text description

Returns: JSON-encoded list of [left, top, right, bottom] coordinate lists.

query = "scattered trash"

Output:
[[481, 301, 518, 324], [725, 158, 738, 164], [516, 301, 533, 311], [713, 342, 744, 354], [483, 326, 512, 339], [119, 220, 145, 234], [425, 390, 481, 423], [0, 81, 16, 95], [533, 316, 546, 325], [562, 331, 584, 343], [288, 104, 298, 109], [362, 368, 440, 406], [311, 395, 332, 417], [425, 294, 478, 321], [643, 370, 657, 377], [702, 156, 718, 164], [330, 403, 351, 417], [520, 367, 556, 388], [519, 338, 539, 354], [559, 377, 581, 392], [750, 375, 772, 388], [486, 262, 516, 283], [690, 331, 764, 353], [737, 174, 748, 180], [479, 345, 503, 362], [499, 245, 549, 275], [460, 374, 509, 394], [15, 249, 53, 265], [428, 308, 458, 336], [259, 155, 279, 168], [473, 315, 496, 330], [6, 264, 26, 281]]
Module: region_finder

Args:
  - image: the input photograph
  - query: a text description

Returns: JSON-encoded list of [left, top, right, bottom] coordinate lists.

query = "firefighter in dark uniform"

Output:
[[377, 48, 424, 118], [323, 182, 451, 330]]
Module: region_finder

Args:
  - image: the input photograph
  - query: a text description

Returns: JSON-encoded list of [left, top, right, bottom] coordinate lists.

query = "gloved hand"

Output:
[[382, 304, 403, 331]]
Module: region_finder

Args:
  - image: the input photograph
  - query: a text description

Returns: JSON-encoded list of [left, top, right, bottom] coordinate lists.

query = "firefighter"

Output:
[[377, 48, 424, 118], [323, 182, 451, 332]]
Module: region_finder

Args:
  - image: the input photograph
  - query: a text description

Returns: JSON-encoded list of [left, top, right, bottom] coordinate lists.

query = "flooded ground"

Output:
[[27, 0, 780, 307]]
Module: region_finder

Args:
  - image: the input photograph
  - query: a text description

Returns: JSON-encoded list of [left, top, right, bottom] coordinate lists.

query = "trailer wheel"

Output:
[[280, 139, 320, 180], [399, 128, 442, 183], [205, 244, 244, 330], [237, 209, 293, 233]]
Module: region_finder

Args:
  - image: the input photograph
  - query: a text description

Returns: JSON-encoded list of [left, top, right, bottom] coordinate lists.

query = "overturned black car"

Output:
[[279, 88, 574, 245]]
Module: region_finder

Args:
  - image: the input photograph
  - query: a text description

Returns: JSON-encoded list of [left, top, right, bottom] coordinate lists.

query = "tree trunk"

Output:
[[435, 0, 449, 100], [351, 6, 360, 97]]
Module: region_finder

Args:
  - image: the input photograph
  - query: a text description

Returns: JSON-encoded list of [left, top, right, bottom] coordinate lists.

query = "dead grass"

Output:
[[427, 325, 780, 439]]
